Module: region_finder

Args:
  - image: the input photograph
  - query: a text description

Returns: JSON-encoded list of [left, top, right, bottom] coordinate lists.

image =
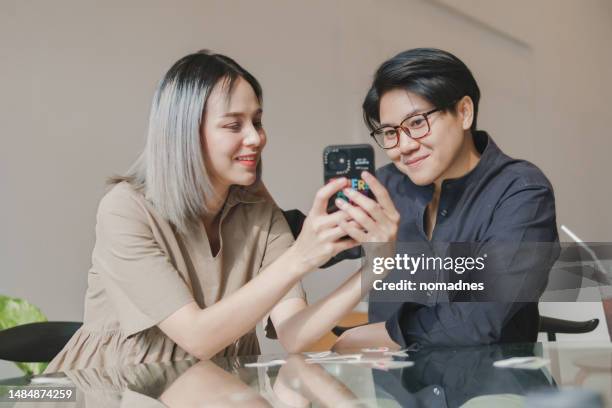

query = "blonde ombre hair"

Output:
[[110, 50, 263, 233]]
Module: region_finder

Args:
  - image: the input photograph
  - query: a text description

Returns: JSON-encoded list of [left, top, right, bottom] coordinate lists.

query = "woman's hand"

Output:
[[335, 171, 400, 244], [291, 177, 360, 271]]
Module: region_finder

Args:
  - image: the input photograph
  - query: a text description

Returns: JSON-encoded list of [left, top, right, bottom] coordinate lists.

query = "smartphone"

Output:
[[323, 144, 375, 213]]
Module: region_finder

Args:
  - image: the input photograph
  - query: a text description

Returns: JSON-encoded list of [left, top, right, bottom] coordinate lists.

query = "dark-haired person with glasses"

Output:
[[332, 48, 560, 350]]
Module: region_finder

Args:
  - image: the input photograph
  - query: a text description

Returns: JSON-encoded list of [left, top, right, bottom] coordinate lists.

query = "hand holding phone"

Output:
[[290, 177, 360, 270], [335, 171, 400, 245]]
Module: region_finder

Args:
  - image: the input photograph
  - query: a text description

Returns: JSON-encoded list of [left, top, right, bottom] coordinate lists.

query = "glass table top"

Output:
[[1, 342, 611, 407]]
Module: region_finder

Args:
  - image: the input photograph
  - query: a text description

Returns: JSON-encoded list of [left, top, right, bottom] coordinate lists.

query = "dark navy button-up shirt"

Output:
[[371, 130, 560, 347]]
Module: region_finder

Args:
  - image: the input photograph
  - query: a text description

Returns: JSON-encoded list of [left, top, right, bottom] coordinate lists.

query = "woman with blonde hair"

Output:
[[45, 50, 399, 372]]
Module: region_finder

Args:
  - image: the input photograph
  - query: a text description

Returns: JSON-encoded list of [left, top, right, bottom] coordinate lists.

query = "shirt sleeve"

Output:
[[386, 183, 560, 347], [260, 205, 306, 339], [94, 188, 194, 337]]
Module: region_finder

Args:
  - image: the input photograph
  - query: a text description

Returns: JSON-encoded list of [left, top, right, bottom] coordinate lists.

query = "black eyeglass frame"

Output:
[[369, 107, 442, 150]]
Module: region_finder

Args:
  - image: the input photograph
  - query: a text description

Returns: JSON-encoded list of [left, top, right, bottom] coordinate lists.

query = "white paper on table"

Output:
[[370, 360, 415, 370], [384, 350, 410, 357], [361, 347, 390, 353], [493, 357, 550, 370], [306, 351, 332, 359], [305, 354, 363, 364], [245, 359, 286, 368]]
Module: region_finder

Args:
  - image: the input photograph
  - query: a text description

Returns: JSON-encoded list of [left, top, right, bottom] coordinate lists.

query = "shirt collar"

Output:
[[441, 130, 498, 189], [405, 130, 499, 207], [224, 183, 267, 209]]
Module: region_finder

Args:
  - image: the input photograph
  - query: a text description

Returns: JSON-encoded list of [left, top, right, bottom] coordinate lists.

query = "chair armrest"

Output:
[[539, 316, 599, 334], [0, 321, 82, 362]]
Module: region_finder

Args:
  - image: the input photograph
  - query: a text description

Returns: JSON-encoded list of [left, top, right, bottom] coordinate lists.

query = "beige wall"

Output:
[[1, 0, 611, 377]]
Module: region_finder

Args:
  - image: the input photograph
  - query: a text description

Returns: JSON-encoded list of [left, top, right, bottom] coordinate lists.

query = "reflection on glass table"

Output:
[[0, 342, 610, 407]]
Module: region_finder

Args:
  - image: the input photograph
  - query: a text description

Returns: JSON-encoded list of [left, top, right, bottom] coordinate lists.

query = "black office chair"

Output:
[[0, 321, 81, 363], [333, 317, 600, 341], [539, 316, 599, 341], [332, 324, 364, 337]]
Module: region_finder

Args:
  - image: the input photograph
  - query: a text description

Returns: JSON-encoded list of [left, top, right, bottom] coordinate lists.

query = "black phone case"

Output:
[[323, 144, 375, 213]]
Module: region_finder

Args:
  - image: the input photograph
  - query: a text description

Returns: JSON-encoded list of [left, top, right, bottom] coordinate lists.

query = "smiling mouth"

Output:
[[235, 154, 258, 167], [403, 154, 430, 167]]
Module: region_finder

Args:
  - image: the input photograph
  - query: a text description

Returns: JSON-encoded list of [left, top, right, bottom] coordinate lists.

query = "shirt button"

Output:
[[439, 209, 448, 217], [433, 387, 441, 396]]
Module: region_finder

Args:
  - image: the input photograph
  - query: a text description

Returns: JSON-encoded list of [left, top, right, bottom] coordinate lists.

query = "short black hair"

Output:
[[363, 48, 480, 132]]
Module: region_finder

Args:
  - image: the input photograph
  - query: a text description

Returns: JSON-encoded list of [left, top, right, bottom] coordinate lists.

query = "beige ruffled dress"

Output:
[[44, 181, 305, 373]]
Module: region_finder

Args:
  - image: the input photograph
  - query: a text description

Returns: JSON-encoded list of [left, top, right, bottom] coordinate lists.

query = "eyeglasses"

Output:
[[370, 108, 441, 149]]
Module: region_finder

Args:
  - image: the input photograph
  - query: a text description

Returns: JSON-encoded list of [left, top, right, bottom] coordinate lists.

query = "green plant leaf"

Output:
[[0, 295, 48, 375]]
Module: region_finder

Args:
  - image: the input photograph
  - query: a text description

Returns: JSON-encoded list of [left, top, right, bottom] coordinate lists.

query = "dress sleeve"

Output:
[[94, 187, 194, 337], [260, 205, 306, 339]]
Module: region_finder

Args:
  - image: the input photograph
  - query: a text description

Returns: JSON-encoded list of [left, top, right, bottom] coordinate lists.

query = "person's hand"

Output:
[[332, 322, 400, 353], [291, 177, 360, 271], [335, 171, 399, 244]]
